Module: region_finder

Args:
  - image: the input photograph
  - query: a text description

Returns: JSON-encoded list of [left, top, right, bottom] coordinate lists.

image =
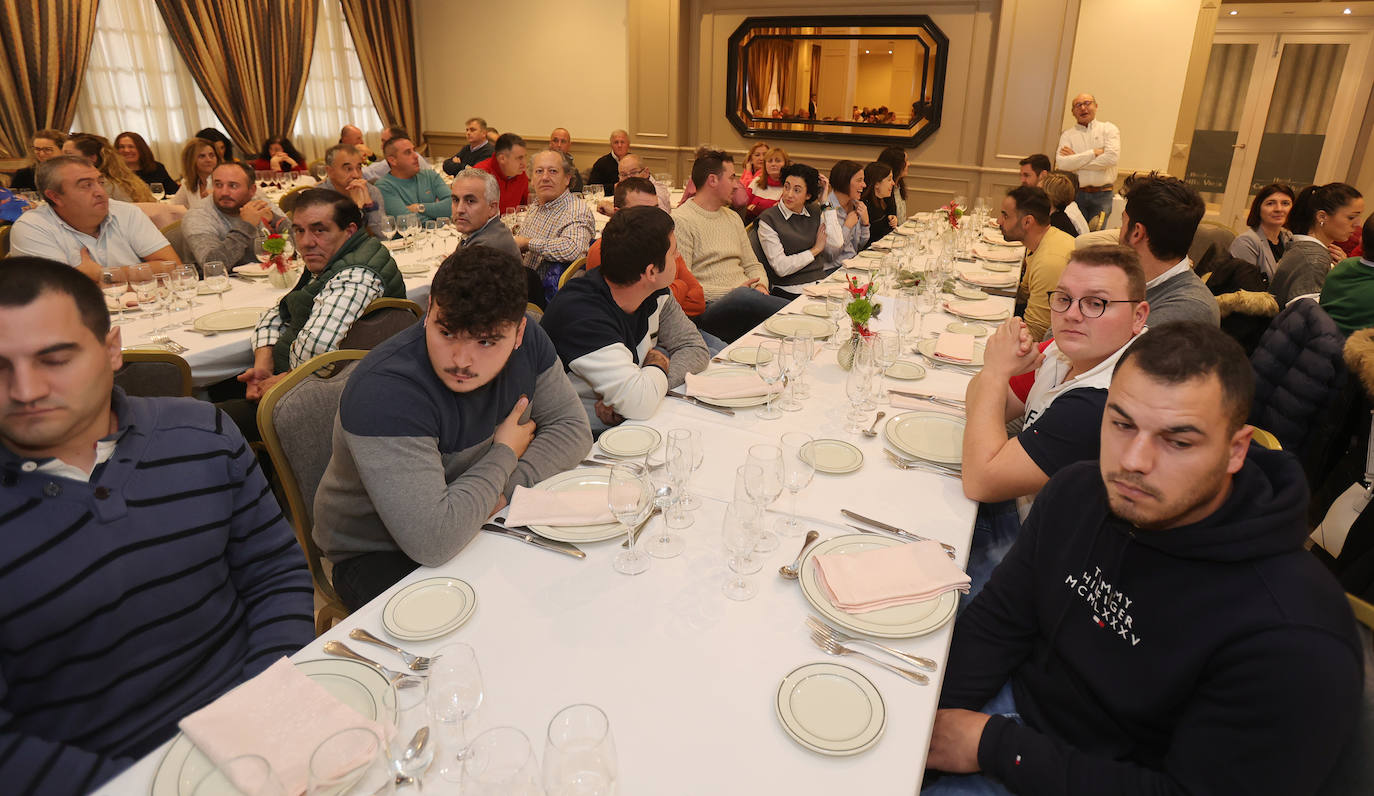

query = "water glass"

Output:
[[609, 463, 653, 575], [644, 442, 687, 558], [542, 704, 617, 796], [722, 502, 759, 601], [99, 267, 128, 322], [755, 340, 782, 420], [915, 285, 939, 340], [171, 265, 200, 326], [462, 726, 541, 796], [895, 287, 919, 348], [192, 754, 283, 796], [778, 335, 806, 412], [778, 432, 815, 537], [824, 294, 847, 350], [128, 264, 159, 319], [871, 332, 900, 405], [427, 643, 484, 783], [307, 727, 394, 795], [149, 182, 165, 201], [379, 215, 398, 240], [202, 261, 230, 312], [383, 676, 433, 787], [730, 468, 765, 573], [792, 330, 815, 398], [669, 427, 704, 510], [845, 342, 874, 434], [744, 445, 784, 553]]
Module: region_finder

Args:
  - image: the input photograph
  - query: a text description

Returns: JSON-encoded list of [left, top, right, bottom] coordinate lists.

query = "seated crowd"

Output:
[[0, 111, 1366, 796]]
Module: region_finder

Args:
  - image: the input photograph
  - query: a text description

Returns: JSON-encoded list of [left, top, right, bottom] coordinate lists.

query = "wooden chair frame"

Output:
[[557, 256, 588, 291]]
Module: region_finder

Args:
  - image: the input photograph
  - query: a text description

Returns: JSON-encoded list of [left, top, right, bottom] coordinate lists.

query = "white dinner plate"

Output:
[[946, 322, 989, 337], [776, 662, 885, 756], [917, 338, 985, 367], [193, 307, 267, 332], [943, 300, 1009, 322], [884, 360, 927, 381], [981, 228, 1017, 246], [195, 282, 231, 295], [150, 659, 390, 796], [802, 303, 830, 318], [397, 261, 431, 275], [525, 468, 623, 543], [763, 314, 834, 340], [800, 439, 864, 475], [856, 249, 885, 259], [884, 412, 966, 465], [598, 425, 661, 458], [957, 271, 1018, 290], [952, 286, 987, 300], [106, 298, 142, 312], [974, 243, 1024, 263], [799, 534, 959, 639], [231, 264, 271, 278], [685, 369, 773, 408], [978, 260, 1015, 272], [728, 345, 773, 365], [382, 576, 477, 641]]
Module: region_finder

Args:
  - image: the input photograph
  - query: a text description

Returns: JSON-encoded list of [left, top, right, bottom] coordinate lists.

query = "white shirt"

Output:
[[756, 204, 843, 285], [10, 200, 170, 269], [1145, 257, 1192, 289], [1065, 202, 1089, 235], [1055, 119, 1120, 188]]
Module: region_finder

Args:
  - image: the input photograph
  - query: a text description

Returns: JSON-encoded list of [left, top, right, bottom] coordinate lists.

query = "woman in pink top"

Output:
[[744, 146, 790, 219], [738, 142, 769, 188]]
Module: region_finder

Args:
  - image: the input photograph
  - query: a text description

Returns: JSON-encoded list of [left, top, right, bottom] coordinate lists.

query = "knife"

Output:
[[841, 509, 957, 554], [665, 392, 735, 417], [481, 524, 586, 558], [888, 389, 966, 409]]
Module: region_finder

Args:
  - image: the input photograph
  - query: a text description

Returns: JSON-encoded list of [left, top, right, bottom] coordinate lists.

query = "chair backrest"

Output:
[[114, 351, 192, 397], [557, 256, 588, 291], [746, 222, 767, 267], [0, 223, 10, 257], [1314, 594, 1374, 795], [338, 297, 423, 350], [1249, 298, 1348, 456], [1188, 221, 1236, 266], [525, 302, 544, 319], [256, 350, 367, 603], [1087, 211, 1108, 232], [1251, 427, 1282, 450], [159, 220, 192, 266]]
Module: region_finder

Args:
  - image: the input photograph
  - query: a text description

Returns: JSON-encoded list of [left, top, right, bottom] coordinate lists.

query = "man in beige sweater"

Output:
[[671, 150, 789, 341]]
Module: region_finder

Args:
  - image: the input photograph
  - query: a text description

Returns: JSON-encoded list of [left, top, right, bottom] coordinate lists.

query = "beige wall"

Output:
[[1063, 0, 1204, 175], [412, 0, 630, 143]]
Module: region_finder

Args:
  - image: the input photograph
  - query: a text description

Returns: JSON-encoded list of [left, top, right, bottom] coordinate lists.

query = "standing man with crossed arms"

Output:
[[1055, 93, 1120, 227]]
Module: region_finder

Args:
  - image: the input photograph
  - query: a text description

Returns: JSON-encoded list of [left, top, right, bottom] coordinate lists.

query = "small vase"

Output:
[[837, 330, 867, 370], [267, 267, 295, 289]]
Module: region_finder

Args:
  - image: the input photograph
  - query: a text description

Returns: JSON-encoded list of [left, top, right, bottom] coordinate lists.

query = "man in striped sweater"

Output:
[[0, 257, 314, 794]]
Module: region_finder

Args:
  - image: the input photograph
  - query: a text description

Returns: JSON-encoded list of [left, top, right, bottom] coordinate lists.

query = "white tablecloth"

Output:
[[98, 284, 1013, 795]]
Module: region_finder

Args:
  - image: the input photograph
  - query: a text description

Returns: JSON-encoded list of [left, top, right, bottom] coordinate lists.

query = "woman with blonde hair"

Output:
[[744, 146, 790, 219], [739, 141, 769, 187], [1038, 171, 1083, 237], [170, 137, 220, 210], [63, 133, 154, 203]]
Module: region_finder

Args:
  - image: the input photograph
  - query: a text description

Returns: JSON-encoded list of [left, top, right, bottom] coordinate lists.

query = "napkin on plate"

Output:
[[178, 658, 386, 795], [730, 334, 821, 359], [934, 332, 976, 363], [945, 300, 1005, 319], [506, 484, 615, 526], [802, 284, 844, 298], [973, 242, 1024, 263], [684, 370, 782, 399], [814, 540, 971, 613]]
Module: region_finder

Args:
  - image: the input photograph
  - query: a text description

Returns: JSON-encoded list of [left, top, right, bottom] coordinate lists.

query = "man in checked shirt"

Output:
[[515, 149, 597, 301], [236, 189, 407, 400]]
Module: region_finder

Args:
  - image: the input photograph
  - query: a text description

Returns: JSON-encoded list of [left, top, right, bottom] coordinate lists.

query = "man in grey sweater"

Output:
[[1118, 174, 1219, 327], [313, 245, 592, 609], [182, 162, 285, 266]]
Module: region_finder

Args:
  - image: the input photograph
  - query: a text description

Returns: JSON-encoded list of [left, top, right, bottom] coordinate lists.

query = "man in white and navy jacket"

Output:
[[541, 206, 709, 435]]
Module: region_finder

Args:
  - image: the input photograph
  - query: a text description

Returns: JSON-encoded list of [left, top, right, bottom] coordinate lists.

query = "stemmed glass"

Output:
[[778, 432, 815, 537], [778, 335, 806, 412], [722, 502, 759, 601], [383, 676, 432, 790], [397, 214, 418, 245], [379, 215, 398, 241], [792, 330, 814, 398], [150, 269, 179, 335], [128, 264, 160, 324], [731, 467, 765, 573], [845, 341, 875, 434], [427, 642, 484, 784], [99, 267, 128, 323], [542, 704, 617, 796], [895, 287, 918, 350], [871, 331, 900, 405], [423, 219, 438, 254], [202, 261, 230, 313], [462, 727, 541, 796], [755, 340, 782, 420], [669, 427, 704, 510], [609, 463, 653, 575], [150, 183, 165, 201], [915, 283, 939, 341], [307, 727, 395, 795], [192, 754, 283, 796], [643, 442, 686, 558], [744, 444, 783, 553], [825, 294, 847, 350], [171, 265, 200, 327]]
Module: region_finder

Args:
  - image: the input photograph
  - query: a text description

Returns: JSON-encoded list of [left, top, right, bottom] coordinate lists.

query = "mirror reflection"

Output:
[[727, 16, 949, 145]]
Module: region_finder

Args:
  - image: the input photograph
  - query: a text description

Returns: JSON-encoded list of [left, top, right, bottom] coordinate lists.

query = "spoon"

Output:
[[779, 530, 820, 579], [395, 726, 430, 787], [862, 411, 886, 438]]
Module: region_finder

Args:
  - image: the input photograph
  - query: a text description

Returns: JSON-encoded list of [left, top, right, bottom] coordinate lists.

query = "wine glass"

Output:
[[871, 331, 900, 405], [778, 432, 815, 537], [192, 754, 283, 796], [895, 287, 919, 349], [792, 330, 814, 399], [916, 281, 939, 340], [128, 264, 159, 321], [779, 335, 807, 412], [397, 213, 418, 245], [609, 463, 653, 575], [744, 444, 783, 553], [463, 727, 541, 796], [149, 182, 165, 201], [307, 727, 394, 795], [845, 342, 874, 434], [669, 427, 704, 510], [427, 642, 484, 784], [423, 219, 439, 254], [383, 676, 432, 789], [171, 265, 199, 327], [754, 340, 782, 420], [643, 442, 686, 558], [99, 267, 128, 323], [825, 294, 847, 350], [731, 467, 765, 573], [379, 215, 398, 241], [202, 261, 230, 312], [542, 704, 617, 796], [722, 502, 759, 601]]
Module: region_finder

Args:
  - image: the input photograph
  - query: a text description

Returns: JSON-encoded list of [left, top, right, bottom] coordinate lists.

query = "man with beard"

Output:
[[183, 161, 285, 266]]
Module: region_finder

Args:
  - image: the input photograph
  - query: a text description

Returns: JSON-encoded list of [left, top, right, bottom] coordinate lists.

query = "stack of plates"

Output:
[[883, 412, 965, 471]]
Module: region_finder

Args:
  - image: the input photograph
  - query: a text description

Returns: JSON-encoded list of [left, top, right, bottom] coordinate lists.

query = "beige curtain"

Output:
[[339, 0, 420, 141], [153, 0, 318, 158], [0, 0, 99, 157]]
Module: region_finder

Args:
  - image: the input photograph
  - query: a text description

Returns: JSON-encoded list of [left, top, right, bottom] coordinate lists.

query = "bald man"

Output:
[[1055, 93, 1120, 224], [587, 129, 630, 194], [549, 127, 584, 193], [338, 124, 374, 162], [615, 154, 670, 212]]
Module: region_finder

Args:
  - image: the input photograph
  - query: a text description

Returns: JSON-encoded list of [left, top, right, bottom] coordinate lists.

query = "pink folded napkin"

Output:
[[934, 332, 976, 363], [814, 540, 971, 613], [178, 658, 386, 795], [685, 370, 782, 399], [802, 284, 845, 298], [506, 484, 615, 526]]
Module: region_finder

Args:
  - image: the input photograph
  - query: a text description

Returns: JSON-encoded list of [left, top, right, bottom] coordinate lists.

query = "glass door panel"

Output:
[[1183, 42, 1258, 217]]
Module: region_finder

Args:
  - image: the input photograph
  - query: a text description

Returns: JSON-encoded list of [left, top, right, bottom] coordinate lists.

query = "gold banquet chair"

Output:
[[115, 351, 193, 397], [257, 349, 368, 635], [556, 255, 588, 291], [339, 297, 424, 350]]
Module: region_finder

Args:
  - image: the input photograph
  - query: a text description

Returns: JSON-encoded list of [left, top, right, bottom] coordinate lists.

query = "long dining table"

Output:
[[98, 245, 1017, 795]]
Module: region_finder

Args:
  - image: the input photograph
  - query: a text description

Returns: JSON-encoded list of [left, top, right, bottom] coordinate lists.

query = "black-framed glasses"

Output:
[[1047, 291, 1136, 318]]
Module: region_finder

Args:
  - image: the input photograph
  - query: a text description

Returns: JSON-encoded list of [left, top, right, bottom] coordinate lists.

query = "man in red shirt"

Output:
[[474, 133, 529, 213]]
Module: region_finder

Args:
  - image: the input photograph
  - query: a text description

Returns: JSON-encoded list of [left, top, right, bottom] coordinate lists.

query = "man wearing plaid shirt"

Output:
[[238, 189, 407, 399], [515, 149, 596, 301]]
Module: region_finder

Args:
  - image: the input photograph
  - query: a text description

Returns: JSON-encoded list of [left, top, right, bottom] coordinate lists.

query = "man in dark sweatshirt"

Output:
[[924, 321, 1362, 795]]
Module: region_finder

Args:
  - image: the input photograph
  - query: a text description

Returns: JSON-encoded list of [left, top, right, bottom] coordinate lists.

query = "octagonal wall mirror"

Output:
[[727, 16, 949, 147]]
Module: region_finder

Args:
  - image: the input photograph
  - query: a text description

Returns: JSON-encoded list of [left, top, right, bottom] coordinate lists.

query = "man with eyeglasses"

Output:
[[9, 129, 66, 192], [960, 244, 1148, 596], [614, 154, 672, 212], [1056, 93, 1120, 225], [515, 149, 596, 300]]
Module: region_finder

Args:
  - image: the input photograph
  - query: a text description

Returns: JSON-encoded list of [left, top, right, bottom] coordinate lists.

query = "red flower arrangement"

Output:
[[943, 200, 964, 229], [844, 276, 882, 339], [260, 233, 291, 273]]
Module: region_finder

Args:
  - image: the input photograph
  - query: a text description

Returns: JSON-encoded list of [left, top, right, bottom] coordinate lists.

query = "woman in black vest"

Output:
[[861, 161, 898, 244], [755, 163, 842, 298]]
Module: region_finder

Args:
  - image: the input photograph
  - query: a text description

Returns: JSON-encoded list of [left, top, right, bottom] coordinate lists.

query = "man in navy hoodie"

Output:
[[925, 322, 1362, 795]]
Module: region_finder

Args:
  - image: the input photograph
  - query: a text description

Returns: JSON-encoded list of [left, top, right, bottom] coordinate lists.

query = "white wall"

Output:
[[412, 0, 630, 141], [1063, 0, 1203, 173]]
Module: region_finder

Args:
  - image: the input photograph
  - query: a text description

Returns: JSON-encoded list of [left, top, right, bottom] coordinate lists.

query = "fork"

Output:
[[806, 616, 937, 672], [322, 641, 422, 683], [348, 628, 433, 671], [808, 631, 929, 685], [883, 450, 962, 478]]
